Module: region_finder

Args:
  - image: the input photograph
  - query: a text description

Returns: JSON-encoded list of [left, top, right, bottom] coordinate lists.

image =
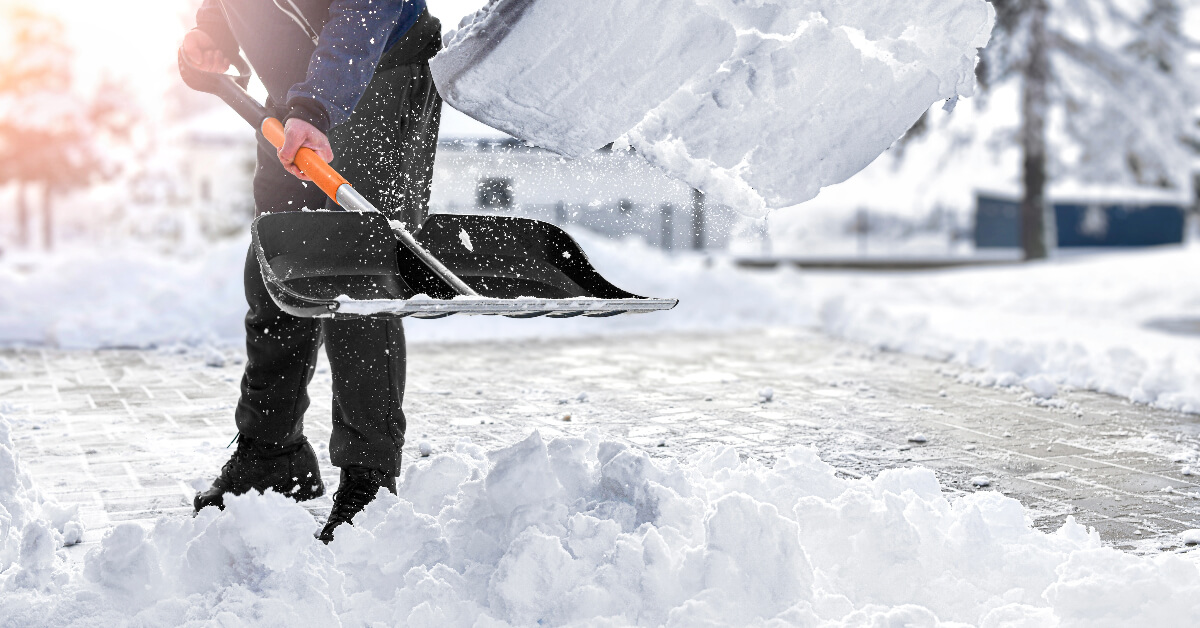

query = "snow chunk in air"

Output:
[[432, 0, 995, 215]]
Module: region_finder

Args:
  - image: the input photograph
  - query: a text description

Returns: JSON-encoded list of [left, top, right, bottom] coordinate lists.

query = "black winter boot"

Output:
[[193, 435, 325, 512], [317, 466, 397, 544]]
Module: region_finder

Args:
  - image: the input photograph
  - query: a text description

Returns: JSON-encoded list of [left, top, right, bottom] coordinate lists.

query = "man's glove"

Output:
[[181, 29, 230, 74]]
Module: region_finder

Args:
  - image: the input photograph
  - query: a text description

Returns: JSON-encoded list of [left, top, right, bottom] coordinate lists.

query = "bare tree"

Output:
[[978, 0, 1195, 260], [1020, 0, 1050, 260], [0, 4, 134, 249]]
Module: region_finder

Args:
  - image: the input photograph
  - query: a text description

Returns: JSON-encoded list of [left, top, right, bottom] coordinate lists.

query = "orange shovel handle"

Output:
[[260, 117, 349, 201]]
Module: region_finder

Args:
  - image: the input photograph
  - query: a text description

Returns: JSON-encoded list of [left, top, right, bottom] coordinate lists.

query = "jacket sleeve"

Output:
[[194, 0, 240, 60], [285, 0, 427, 133]]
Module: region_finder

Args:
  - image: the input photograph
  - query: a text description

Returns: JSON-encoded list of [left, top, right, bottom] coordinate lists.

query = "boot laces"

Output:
[[218, 436, 260, 480], [329, 469, 389, 523]]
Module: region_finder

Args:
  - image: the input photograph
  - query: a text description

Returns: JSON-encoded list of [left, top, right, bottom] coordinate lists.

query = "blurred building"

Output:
[[155, 105, 738, 251], [177, 107, 257, 217], [113, 106, 256, 247], [431, 107, 738, 251]]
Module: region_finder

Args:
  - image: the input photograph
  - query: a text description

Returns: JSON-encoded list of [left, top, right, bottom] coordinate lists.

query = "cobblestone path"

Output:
[[3, 328, 1199, 555]]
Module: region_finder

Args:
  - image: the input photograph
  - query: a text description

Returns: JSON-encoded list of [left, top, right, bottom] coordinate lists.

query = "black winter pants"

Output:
[[222, 4, 442, 476]]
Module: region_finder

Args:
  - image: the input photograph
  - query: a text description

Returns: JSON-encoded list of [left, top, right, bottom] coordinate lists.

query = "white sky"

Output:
[[36, 0, 489, 104]]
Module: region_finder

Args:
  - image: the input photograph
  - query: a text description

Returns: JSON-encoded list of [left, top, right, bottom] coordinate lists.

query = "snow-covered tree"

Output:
[[978, 0, 1197, 260]]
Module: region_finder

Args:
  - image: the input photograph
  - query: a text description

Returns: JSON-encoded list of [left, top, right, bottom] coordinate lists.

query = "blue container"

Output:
[[975, 194, 1186, 248], [1054, 203, 1185, 247], [975, 195, 1022, 248]]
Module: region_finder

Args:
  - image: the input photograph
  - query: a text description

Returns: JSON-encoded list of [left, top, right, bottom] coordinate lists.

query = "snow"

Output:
[[2, 231, 1200, 414], [4, 425, 1200, 625], [432, 0, 995, 215], [439, 103, 513, 141], [5, 0, 1192, 620], [0, 408, 82, 592], [1025, 375, 1060, 400], [1028, 471, 1071, 481], [433, 0, 737, 159], [0, 239, 247, 349], [806, 245, 1200, 414]]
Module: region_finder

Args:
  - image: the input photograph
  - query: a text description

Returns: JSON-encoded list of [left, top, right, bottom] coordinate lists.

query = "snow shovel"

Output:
[[178, 52, 678, 319]]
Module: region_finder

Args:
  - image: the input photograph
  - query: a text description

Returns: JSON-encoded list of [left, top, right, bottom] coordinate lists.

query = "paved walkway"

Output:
[[3, 329, 1200, 554]]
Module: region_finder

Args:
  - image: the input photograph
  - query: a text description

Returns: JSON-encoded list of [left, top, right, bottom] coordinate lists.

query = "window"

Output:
[[476, 177, 514, 209]]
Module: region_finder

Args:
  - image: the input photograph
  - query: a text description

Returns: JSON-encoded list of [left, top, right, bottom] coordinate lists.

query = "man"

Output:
[[182, 0, 441, 543]]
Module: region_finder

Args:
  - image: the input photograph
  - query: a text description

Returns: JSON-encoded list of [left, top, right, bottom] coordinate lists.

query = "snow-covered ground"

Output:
[[805, 245, 1200, 415], [0, 238, 248, 349], [0, 415, 84, 591], [4, 409, 1200, 625], [2, 232, 1197, 414]]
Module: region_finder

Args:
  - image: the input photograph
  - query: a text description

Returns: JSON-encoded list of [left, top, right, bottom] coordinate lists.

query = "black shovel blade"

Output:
[[251, 210, 415, 318], [251, 211, 678, 319], [414, 214, 638, 300]]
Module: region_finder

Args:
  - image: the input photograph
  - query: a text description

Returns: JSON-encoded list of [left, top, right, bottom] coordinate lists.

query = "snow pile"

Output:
[[0, 412, 82, 591], [4, 430, 1200, 625], [432, 0, 995, 214], [0, 238, 250, 349], [806, 245, 1200, 414]]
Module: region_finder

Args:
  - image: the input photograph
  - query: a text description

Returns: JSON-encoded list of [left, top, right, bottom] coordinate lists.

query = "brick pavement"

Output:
[[2, 329, 1199, 554]]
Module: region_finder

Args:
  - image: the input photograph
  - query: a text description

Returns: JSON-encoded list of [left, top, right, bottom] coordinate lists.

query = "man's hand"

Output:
[[181, 29, 230, 73], [278, 118, 334, 182]]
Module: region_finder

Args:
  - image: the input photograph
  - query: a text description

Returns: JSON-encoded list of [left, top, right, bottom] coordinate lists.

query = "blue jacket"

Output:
[[196, 0, 428, 132]]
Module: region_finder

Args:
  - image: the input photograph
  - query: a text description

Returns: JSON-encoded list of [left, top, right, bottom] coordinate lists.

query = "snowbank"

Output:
[[3, 429, 1199, 625], [432, 0, 995, 214], [804, 245, 1200, 414], [0, 411, 83, 592], [0, 238, 252, 349]]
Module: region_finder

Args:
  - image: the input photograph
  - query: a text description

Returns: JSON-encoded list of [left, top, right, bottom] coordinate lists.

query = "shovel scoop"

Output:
[[178, 53, 678, 319]]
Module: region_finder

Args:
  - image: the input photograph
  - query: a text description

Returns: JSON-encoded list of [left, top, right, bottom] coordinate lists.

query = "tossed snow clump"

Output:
[[433, 0, 995, 214]]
